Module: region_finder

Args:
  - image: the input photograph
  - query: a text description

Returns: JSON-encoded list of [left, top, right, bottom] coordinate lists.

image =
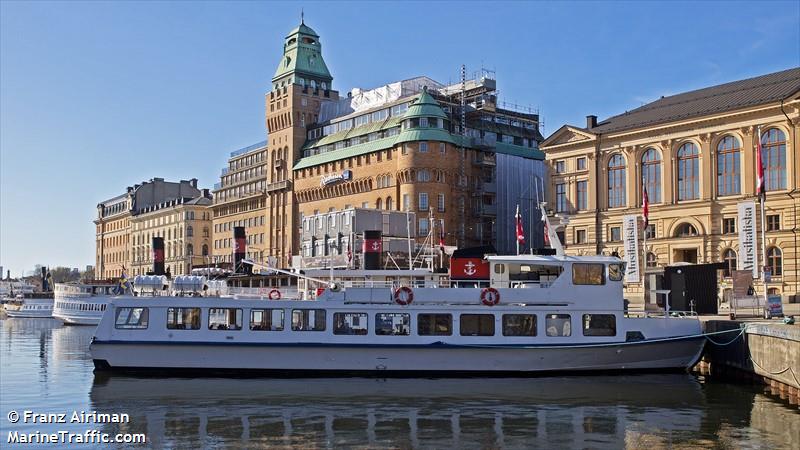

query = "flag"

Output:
[[346, 240, 352, 264], [515, 205, 525, 246], [642, 186, 650, 230], [543, 217, 550, 247], [438, 219, 446, 252], [756, 126, 765, 200]]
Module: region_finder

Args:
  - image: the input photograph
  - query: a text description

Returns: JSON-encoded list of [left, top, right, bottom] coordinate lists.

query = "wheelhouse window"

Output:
[[418, 314, 452, 336], [166, 307, 201, 330], [545, 314, 571, 337], [572, 263, 605, 285], [502, 314, 536, 336], [716, 136, 741, 196], [333, 312, 368, 335], [761, 128, 787, 191], [582, 314, 616, 336], [641, 148, 661, 203], [292, 309, 326, 331], [460, 314, 495, 336], [508, 263, 562, 286], [209, 308, 242, 330], [677, 142, 700, 200], [250, 309, 284, 331], [376, 313, 410, 336], [607, 154, 626, 208], [115, 307, 149, 330]]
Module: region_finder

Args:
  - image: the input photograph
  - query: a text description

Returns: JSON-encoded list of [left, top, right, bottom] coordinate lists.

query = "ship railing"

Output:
[[333, 280, 451, 289], [222, 287, 303, 300], [509, 281, 554, 289], [625, 310, 699, 319]]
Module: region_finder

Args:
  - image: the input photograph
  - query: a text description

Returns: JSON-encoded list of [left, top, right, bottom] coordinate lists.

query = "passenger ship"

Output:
[[53, 281, 118, 325], [3, 295, 54, 319], [90, 252, 706, 375]]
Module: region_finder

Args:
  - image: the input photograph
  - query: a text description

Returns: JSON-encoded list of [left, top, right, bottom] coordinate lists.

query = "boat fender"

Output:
[[394, 286, 413, 306], [481, 287, 500, 306], [268, 289, 281, 300]]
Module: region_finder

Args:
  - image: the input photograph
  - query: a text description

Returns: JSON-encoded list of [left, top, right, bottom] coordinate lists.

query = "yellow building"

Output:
[[541, 68, 799, 303]]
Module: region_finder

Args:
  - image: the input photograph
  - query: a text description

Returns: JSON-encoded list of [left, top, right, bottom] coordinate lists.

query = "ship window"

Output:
[[208, 308, 243, 331], [375, 313, 410, 336], [502, 314, 537, 336], [166, 307, 201, 330], [494, 264, 505, 274], [509, 264, 562, 285], [572, 263, 605, 285], [459, 314, 495, 336], [292, 309, 326, 331], [250, 309, 284, 331], [583, 314, 616, 336], [545, 314, 572, 337], [333, 312, 368, 335], [417, 314, 452, 336]]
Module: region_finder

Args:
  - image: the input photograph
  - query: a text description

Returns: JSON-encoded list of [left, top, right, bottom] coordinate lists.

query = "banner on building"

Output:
[[737, 201, 758, 278], [622, 215, 640, 283]]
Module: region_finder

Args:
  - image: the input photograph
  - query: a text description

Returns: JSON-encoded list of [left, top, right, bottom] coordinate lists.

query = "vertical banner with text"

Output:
[[737, 201, 758, 279], [622, 215, 640, 283]]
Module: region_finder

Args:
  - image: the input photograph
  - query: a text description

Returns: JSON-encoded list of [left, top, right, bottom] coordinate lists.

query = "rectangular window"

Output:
[[250, 309, 284, 331], [573, 263, 605, 285], [545, 314, 572, 337], [418, 193, 428, 211], [502, 314, 536, 336], [460, 314, 495, 336], [419, 218, 429, 237], [576, 180, 588, 211], [418, 314, 452, 336], [582, 314, 616, 336], [166, 307, 201, 330], [576, 157, 587, 170], [115, 307, 149, 330], [375, 313, 410, 336], [723, 217, 736, 234], [403, 194, 410, 211], [555, 160, 565, 174], [610, 226, 621, 242], [419, 142, 428, 153], [575, 229, 587, 244], [644, 224, 656, 240], [292, 309, 326, 331], [439, 143, 446, 154], [333, 312, 368, 335], [438, 193, 446, 212], [766, 214, 780, 232], [209, 308, 243, 330], [556, 183, 567, 212]]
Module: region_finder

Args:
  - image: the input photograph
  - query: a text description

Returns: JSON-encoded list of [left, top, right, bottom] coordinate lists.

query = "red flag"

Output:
[[515, 207, 525, 246], [543, 219, 550, 247], [756, 126, 765, 200], [642, 186, 650, 230], [438, 221, 446, 251], [346, 240, 352, 263]]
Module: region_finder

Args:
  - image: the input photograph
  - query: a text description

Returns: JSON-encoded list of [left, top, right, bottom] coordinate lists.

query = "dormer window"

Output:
[[302, 37, 316, 44], [287, 38, 297, 45]]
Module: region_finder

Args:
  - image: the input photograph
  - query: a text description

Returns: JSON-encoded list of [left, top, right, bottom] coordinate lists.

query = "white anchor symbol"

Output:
[[371, 241, 380, 251], [464, 261, 477, 276]]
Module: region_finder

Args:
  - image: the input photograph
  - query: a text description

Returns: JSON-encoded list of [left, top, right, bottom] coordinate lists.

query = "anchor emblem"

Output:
[[371, 241, 381, 251], [464, 261, 477, 276]]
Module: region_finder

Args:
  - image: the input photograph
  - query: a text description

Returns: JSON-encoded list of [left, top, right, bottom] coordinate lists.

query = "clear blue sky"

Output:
[[1, 1, 798, 276]]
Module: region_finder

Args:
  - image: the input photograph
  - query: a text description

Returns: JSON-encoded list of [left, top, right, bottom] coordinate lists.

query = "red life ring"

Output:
[[268, 289, 281, 300], [481, 287, 500, 306], [394, 286, 413, 305]]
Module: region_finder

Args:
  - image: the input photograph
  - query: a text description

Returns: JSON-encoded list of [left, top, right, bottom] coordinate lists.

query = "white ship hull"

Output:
[[3, 298, 54, 319], [53, 283, 114, 326]]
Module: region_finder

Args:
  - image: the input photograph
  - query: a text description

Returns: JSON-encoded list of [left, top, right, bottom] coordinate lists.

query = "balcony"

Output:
[[472, 152, 497, 166], [266, 180, 291, 193], [473, 204, 497, 217]]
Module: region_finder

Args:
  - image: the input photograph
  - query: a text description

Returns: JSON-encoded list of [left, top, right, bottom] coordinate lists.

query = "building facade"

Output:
[[94, 178, 205, 278], [541, 68, 800, 303]]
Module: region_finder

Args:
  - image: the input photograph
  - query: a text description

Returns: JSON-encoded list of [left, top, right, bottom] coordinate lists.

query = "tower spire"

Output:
[[301, 8, 304, 24]]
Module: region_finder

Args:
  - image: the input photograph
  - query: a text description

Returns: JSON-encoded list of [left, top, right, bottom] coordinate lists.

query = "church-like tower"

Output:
[[265, 19, 338, 266]]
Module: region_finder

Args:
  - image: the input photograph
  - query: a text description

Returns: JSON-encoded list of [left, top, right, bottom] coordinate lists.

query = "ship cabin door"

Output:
[[490, 263, 509, 288]]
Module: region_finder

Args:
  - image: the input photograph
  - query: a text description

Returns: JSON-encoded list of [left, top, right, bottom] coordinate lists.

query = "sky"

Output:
[[1, 1, 798, 276]]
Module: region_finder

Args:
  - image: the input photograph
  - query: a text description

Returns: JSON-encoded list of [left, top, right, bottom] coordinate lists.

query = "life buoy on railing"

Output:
[[481, 287, 500, 306], [268, 289, 281, 300], [394, 286, 414, 306]]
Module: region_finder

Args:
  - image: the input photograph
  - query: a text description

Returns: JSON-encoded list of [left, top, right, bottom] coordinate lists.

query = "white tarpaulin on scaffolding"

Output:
[[622, 215, 640, 283]]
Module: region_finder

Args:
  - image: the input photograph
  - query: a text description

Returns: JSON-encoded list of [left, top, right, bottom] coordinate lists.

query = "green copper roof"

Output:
[[273, 22, 332, 83], [294, 135, 400, 170], [495, 142, 545, 160], [404, 88, 448, 120]]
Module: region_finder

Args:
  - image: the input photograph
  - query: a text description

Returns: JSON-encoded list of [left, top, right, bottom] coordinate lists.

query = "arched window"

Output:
[[646, 252, 658, 268], [607, 154, 626, 208], [677, 142, 699, 200], [767, 287, 780, 296], [186, 244, 194, 256], [761, 128, 787, 191], [641, 148, 661, 203], [376, 198, 383, 210], [386, 196, 393, 210], [675, 223, 698, 237], [766, 247, 782, 276], [202, 244, 209, 256], [722, 249, 737, 278], [186, 226, 193, 237], [717, 136, 741, 196]]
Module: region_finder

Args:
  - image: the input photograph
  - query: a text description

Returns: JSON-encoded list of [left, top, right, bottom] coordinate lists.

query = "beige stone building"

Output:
[[130, 195, 213, 276], [94, 178, 205, 278], [541, 68, 800, 302]]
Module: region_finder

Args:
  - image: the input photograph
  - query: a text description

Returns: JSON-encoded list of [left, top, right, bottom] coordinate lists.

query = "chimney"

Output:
[[152, 237, 165, 276], [233, 227, 250, 274], [586, 115, 597, 129], [190, 178, 198, 188], [362, 230, 383, 270], [202, 189, 211, 199]]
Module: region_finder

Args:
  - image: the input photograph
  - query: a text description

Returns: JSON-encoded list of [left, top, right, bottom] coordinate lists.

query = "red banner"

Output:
[[362, 238, 382, 253], [450, 257, 490, 280], [152, 248, 164, 263]]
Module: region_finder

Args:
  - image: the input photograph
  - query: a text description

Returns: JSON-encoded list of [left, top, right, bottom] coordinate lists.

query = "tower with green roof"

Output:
[[272, 18, 333, 91]]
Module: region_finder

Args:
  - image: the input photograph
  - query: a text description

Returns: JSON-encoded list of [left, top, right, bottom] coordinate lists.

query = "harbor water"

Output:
[[1, 318, 797, 449]]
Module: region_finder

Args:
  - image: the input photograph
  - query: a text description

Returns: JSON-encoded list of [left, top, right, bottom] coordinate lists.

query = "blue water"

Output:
[[1, 317, 797, 449]]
